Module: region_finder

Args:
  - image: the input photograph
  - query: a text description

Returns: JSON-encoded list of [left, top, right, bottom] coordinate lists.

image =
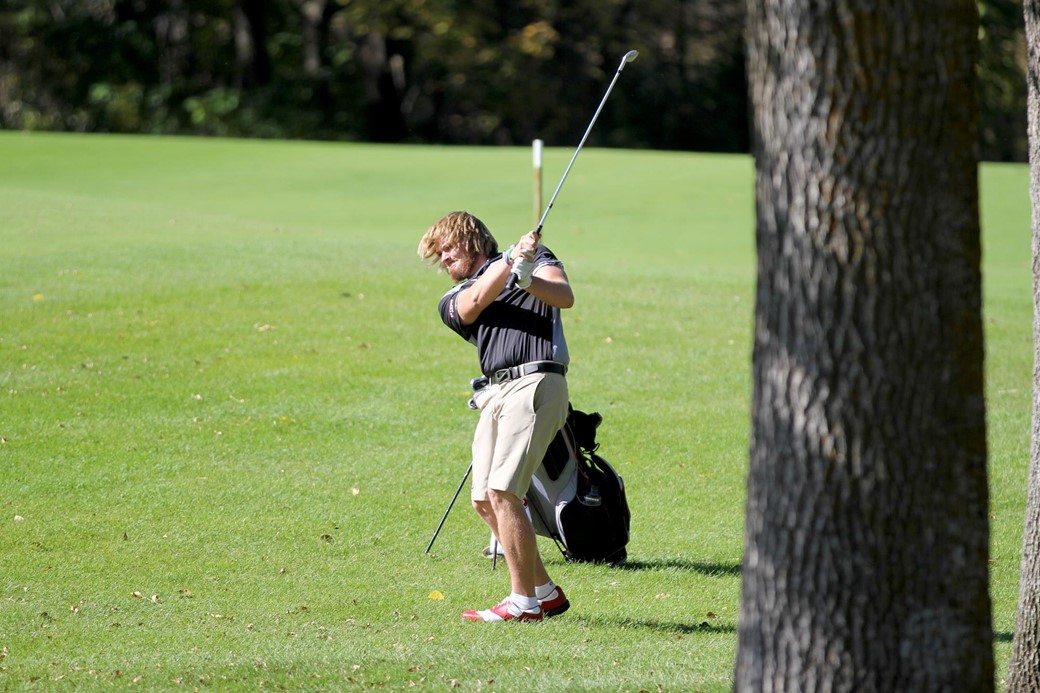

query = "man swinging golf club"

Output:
[[418, 211, 572, 622], [418, 50, 637, 621]]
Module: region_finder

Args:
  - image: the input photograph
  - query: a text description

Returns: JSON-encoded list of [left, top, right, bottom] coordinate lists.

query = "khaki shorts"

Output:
[[469, 372, 569, 502]]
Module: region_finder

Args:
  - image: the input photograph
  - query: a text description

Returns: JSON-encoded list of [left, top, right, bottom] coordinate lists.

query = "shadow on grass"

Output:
[[578, 620, 1012, 641], [613, 558, 742, 577], [579, 615, 737, 635]]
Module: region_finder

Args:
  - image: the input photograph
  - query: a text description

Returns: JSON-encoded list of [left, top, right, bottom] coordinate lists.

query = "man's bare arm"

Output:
[[524, 264, 574, 309], [455, 257, 511, 325]]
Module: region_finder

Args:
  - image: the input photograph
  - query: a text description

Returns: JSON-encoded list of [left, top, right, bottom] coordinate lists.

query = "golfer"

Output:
[[418, 210, 573, 623]]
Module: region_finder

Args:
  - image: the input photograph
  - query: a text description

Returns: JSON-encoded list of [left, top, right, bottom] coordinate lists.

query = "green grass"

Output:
[[0, 131, 1031, 690]]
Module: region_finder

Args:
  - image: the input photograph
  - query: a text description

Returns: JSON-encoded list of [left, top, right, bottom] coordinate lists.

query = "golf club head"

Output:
[[619, 50, 638, 70]]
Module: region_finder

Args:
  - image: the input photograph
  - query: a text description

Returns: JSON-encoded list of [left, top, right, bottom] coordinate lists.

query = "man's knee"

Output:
[[488, 488, 522, 512]]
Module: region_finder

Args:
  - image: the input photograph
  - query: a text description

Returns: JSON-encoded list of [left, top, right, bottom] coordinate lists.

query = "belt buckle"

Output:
[[493, 368, 511, 384]]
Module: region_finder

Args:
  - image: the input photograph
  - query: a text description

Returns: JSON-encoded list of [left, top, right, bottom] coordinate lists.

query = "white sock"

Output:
[[510, 593, 540, 612], [535, 581, 557, 600], [488, 532, 505, 555]]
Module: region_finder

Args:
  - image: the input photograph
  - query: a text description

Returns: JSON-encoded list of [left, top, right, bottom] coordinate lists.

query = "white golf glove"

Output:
[[511, 256, 535, 288]]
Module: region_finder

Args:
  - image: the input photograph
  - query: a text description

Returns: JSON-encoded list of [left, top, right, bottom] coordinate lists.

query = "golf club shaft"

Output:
[[425, 463, 472, 553], [535, 50, 638, 235]]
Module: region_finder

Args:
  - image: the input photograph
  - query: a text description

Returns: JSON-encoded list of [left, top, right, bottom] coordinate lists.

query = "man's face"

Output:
[[438, 240, 480, 282]]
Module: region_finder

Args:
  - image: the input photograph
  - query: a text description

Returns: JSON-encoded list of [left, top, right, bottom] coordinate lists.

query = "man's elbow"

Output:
[[558, 289, 575, 309]]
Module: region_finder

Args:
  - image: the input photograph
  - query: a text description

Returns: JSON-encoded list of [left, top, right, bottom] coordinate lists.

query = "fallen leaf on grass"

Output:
[[32, 294, 44, 301], [428, 591, 444, 601]]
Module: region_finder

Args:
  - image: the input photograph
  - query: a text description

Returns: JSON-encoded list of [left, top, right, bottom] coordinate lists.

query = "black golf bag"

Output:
[[525, 406, 631, 564]]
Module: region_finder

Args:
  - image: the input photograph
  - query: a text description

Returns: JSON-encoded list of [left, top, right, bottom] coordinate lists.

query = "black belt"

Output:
[[489, 360, 567, 385]]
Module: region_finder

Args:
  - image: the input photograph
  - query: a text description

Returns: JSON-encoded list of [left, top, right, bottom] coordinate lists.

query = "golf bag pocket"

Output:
[[556, 453, 630, 564]]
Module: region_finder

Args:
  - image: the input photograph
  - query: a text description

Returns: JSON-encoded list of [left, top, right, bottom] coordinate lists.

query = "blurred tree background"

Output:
[[0, 0, 1027, 160]]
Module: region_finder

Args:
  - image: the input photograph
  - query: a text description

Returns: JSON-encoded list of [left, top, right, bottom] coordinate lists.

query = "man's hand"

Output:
[[511, 256, 535, 288], [508, 229, 541, 288], [509, 230, 540, 263]]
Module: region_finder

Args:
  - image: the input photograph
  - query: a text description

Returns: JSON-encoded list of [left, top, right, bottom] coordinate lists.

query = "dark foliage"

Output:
[[0, 0, 1024, 159]]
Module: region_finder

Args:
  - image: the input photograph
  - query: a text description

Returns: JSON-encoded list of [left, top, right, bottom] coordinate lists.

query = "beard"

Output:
[[445, 254, 480, 283]]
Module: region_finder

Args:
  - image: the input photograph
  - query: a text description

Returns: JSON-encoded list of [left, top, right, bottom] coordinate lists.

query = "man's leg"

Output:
[[486, 374, 570, 590], [462, 491, 544, 623], [476, 496, 551, 579], [488, 489, 539, 596], [472, 499, 498, 536], [462, 374, 569, 622]]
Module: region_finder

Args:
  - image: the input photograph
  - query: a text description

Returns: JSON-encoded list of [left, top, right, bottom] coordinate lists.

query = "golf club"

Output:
[[534, 49, 638, 236], [425, 463, 472, 554]]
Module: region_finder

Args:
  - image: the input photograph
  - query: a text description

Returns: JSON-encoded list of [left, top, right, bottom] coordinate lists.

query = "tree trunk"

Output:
[[155, 0, 190, 87], [358, 31, 406, 142], [737, 2, 992, 691], [234, 0, 273, 87], [298, 0, 327, 78], [1007, 1, 1040, 690]]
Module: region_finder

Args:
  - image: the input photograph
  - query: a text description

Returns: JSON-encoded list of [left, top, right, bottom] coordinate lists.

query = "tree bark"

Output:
[[1007, 1, 1040, 690], [737, 2, 991, 691]]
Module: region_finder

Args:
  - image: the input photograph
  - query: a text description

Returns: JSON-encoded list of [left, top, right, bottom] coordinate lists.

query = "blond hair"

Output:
[[418, 211, 499, 265]]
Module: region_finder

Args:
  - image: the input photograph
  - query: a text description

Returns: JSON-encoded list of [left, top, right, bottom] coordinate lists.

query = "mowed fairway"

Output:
[[0, 131, 1031, 690]]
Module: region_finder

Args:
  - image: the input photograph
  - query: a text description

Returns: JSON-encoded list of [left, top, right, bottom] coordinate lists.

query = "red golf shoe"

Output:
[[539, 586, 570, 618], [461, 598, 543, 623]]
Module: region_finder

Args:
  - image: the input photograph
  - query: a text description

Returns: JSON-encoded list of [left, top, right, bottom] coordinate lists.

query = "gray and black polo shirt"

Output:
[[439, 245, 570, 377]]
